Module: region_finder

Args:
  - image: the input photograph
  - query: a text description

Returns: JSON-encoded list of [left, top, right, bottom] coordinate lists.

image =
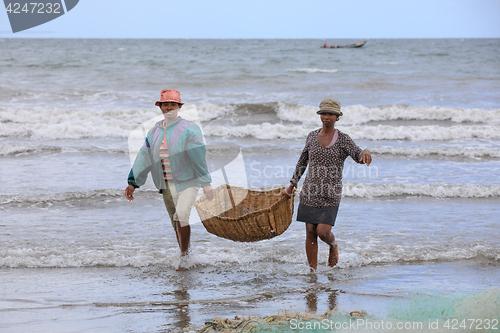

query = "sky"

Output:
[[1, 0, 500, 38]]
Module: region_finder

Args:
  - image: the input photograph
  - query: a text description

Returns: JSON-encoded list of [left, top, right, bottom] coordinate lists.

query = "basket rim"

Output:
[[194, 185, 294, 222]]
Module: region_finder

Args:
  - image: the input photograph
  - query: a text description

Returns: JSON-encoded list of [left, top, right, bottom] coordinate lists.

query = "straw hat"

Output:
[[155, 89, 184, 107]]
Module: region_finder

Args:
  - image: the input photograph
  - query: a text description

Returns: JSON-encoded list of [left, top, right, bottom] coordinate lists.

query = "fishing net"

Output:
[[190, 287, 500, 332]]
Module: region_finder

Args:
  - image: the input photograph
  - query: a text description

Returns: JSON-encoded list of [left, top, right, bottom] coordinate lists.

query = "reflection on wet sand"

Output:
[[171, 289, 191, 328], [305, 274, 338, 314], [163, 278, 192, 328]]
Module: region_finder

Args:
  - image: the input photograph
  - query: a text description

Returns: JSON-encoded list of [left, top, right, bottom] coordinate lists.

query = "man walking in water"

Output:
[[125, 89, 213, 270]]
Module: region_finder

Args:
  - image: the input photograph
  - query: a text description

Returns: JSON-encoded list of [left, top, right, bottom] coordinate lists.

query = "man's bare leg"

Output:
[[305, 223, 319, 271], [172, 221, 181, 247], [175, 221, 190, 271], [317, 224, 338, 267]]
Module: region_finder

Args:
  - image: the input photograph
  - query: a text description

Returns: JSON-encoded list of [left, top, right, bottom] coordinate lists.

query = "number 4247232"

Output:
[[444, 319, 498, 330], [5, 3, 62, 14]]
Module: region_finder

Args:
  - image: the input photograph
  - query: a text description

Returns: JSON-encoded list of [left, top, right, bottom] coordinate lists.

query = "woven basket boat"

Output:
[[194, 185, 295, 242]]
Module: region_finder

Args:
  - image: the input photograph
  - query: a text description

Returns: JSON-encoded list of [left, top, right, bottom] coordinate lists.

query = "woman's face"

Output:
[[320, 113, 338, 126], [160, 102, 181, 120]]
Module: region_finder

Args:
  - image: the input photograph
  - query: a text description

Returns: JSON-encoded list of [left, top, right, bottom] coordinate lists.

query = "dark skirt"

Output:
[[296, 203, 339, 226]]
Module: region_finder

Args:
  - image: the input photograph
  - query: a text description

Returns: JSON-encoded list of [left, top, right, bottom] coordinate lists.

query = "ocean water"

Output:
[[0, 38, 499, 332]]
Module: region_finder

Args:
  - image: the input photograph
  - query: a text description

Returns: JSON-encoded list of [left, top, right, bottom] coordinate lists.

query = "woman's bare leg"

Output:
[[317, 224, 338, 267], [305, 223, 319, 271]]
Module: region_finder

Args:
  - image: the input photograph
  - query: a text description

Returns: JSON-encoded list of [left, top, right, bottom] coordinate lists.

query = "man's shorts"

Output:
[[162, 181, 199, 229]]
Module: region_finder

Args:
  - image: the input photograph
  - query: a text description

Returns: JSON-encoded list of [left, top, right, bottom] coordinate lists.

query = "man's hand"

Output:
[[203, 186, 214, 201], [360, 149, 372, 166], [125, 185, 136, 201]]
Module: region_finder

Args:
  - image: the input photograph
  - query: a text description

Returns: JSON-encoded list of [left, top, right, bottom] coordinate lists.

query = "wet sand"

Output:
[[2, 259, 499, 332]]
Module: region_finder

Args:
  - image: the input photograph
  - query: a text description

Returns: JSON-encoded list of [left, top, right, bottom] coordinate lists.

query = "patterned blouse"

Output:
[[290, 129, 364, 208]]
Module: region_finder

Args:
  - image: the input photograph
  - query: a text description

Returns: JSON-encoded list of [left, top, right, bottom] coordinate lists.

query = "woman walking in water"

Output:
[[282, 99, 372, 271]]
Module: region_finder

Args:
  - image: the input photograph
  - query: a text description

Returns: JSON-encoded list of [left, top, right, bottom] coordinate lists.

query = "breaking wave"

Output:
[[3, 183, 498, 206], [2, 104, 499, 139], [0, 189, 124, 205], [369, 146, 500, 159], [203, 123, 500, 141], [0, 145, 128, 156], [341, 183, 500, 198]]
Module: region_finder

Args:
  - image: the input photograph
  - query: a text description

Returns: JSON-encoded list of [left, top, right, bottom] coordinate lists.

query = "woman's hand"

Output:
[[360, 149, 372, 166], [281, 184, 294, 197], [125, 185, 135, 201], [203, 186, 214, 200]]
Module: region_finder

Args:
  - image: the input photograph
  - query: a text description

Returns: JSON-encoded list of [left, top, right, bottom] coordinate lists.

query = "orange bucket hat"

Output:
[[155, 89, 184, 107]]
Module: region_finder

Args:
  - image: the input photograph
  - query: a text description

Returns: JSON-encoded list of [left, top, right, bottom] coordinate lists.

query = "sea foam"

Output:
[[203, 123, 500, 141], [287, 68, 339, 73], [341, 183, 500, 198], [274, 103, 500, 126], [2, 183, 499, 206], [0, 189, 124, 205], [2, 237, 498, 268], [2, 104, 499, 139], [369, 146, 500, 159]]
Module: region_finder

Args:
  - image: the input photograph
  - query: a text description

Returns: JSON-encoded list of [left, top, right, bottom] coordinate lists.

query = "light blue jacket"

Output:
[[128, 117, 212, 192]]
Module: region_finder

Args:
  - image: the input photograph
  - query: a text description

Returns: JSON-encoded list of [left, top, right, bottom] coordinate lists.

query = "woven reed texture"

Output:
[[194, 185, 295, 242]]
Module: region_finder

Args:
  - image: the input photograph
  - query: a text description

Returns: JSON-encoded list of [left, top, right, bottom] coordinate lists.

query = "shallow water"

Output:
[[2, 260, 499, 332], [1, 38, 499, 331]]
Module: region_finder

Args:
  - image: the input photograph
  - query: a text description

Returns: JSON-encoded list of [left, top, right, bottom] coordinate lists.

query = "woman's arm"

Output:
[[289, 144, 309, 188], [342, 133, 371, 165], [283, 137, 310, 198], [282, 183, 295, 197]]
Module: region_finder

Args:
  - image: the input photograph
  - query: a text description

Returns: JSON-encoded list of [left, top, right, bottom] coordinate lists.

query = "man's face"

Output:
[[160, 102, 181, 120]]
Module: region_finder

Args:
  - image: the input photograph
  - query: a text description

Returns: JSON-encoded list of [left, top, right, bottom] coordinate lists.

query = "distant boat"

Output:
[[322, 41, 366, 49]]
